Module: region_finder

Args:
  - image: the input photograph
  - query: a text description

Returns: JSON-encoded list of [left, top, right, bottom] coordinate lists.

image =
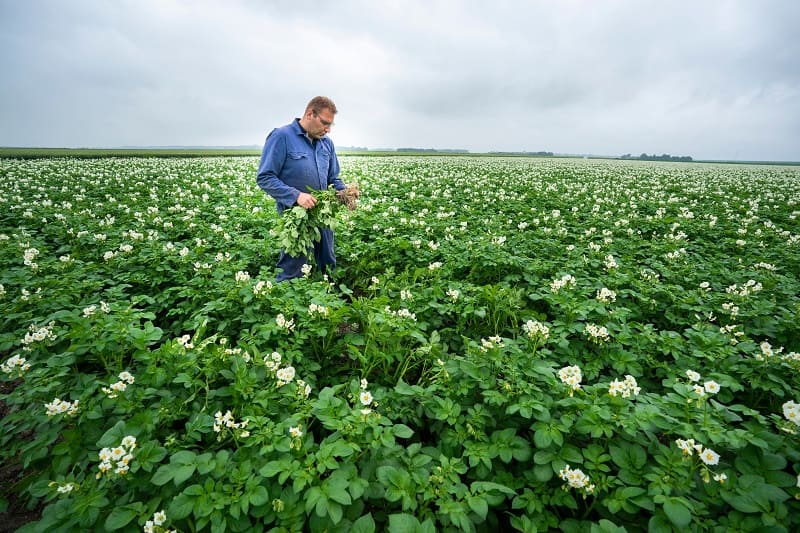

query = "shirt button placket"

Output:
[[315, 146, 324, 188]]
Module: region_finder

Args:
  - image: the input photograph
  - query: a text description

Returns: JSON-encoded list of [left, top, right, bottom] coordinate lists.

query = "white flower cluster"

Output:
[[608, 375, 641, 398], [235, 270, 251, 283], [295, 378, 312, 399], [45, 397, 80, 417], [719, 324, 745, 344], [757, 341, 799, 364], [176, 334, 194, 349], [359, 382, 374, 415], [276, 366, 296, 386], [102, 371, 135, 399], [675, 438, 725, 483], [224, 346, 251, 362], [23, 247, 40, 270], [721, 302, 739, 318], [264, 351, 282, 370], [558, 365, 582, 393], [308, 303, 329, 318], [22, 321, 57, 350], [276, 313, 295, 332], [0, 283, 5, 298], [2, 354, 31, 377], [684, 369, 720, 397], [522, 320, 550, 342], [558, 464, 595, 495], [428, 261, 443, 271], [82, 301, 111, 317], [585, 323, 610, 343], [783, 400, 800, 428], [143, 509, 176, 533], [265, 352, 311, 397], [604, 254, 618, 270], [213, 410, 249, 437], [97, 435, 137, 478], [446, 288, 459, 302], [289, 425, 303, 438], [52, 482, 76, 495], [596, 287, 617, 304], [301, 263, 313, 277], [550, 274, 577, 293], [726, 279, 763, 297], [253, 279, 273, 296], [753, 262, 776, 271], [384, 306, 417, 321], [759, 341, 777, 359], [480, 335, 504, 353]]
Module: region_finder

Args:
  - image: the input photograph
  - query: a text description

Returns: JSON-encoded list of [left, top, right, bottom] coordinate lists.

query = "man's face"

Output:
[[307, 108, 335, 139]]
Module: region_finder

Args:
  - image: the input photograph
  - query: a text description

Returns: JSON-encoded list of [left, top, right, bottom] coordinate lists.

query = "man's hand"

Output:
[[297, 192, 317, 209]]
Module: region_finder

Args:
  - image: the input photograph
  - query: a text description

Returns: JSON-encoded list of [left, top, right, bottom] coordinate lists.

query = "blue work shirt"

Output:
[[256, 118, 345, 213]]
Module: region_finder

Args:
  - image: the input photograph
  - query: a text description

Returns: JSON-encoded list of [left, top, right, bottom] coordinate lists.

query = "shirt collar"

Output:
[[292, 117, 318, 143], [292, 118, 306, 136]]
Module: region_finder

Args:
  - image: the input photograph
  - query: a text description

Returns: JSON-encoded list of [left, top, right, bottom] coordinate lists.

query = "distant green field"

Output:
[[0, 147, 262, 158], [1, 147, 796, 165]]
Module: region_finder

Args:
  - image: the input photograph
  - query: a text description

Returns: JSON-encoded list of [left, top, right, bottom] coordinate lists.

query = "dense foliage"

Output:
[[1, 155, 799, 532]]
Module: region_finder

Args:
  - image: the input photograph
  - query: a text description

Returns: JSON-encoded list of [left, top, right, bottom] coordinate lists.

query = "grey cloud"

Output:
[[0, 0, 798, 160]]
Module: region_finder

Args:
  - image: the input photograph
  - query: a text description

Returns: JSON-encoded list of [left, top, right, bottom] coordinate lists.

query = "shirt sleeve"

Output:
[[326, 139, 346, 191], [256, 130, 301, 209]]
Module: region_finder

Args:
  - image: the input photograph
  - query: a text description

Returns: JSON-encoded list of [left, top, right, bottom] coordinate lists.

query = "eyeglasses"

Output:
[[313, 112, 335, 127]]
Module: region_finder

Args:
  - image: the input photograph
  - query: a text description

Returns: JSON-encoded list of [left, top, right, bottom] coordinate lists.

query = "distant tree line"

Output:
[[396, 148, 469, 153], [489, 151, 554, 156], [620, 153, 693, 162]]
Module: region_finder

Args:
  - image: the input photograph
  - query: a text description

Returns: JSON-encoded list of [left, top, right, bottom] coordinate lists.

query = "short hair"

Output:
[[305, 96, 337, 115]]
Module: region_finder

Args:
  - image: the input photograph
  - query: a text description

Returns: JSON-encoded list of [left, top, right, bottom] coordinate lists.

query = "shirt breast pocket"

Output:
[[288, 152, 307, 160]]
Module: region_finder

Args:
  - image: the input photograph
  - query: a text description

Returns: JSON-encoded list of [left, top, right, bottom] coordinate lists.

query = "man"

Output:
[[256, 96, 351, 281]]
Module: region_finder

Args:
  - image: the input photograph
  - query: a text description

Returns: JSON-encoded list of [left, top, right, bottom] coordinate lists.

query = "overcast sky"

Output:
[[1, 0, 798, 161]]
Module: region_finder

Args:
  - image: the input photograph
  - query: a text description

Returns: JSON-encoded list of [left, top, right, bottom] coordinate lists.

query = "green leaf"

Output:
[[248, 486, 269, 507], [151, 464, 174, 486], [96, 420, 128, 448], [663, 497, 692, 527], [172, 450, 197, 465], [609, 443, 646, 470], [533, 426, 552, 448], [169, 493, 195, 520], [305, 486, 324, 515], [720, 493, 760, 514], [104, 504, 141, 530], [470, 481, 518, 496], [467, 495, 488, 520], [388, 513, 421, 533], [172, 464, 197, 486], [259, 460, 283, 477], [327, 501, 343, 524], [352, 513, 376, 533], [393, 424, 414, 438]]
